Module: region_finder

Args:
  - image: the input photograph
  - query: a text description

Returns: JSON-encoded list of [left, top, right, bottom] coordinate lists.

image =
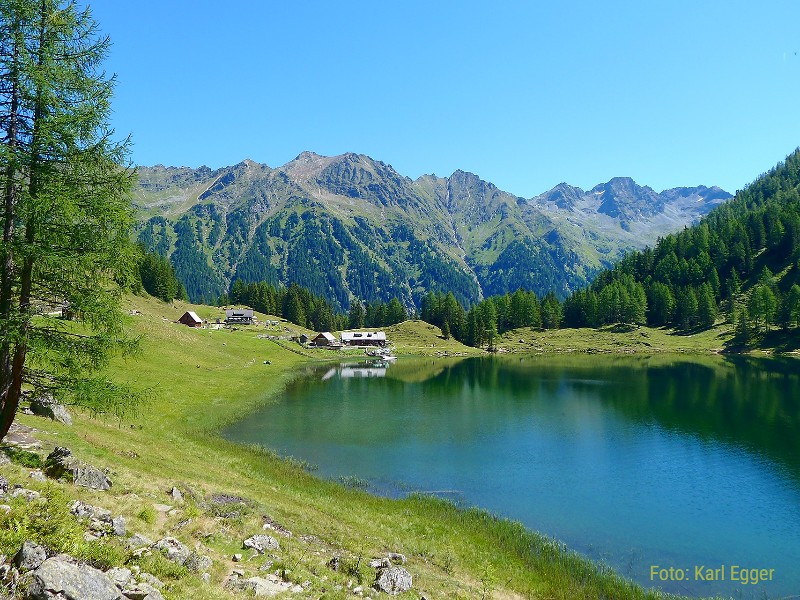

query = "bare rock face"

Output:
[[22, 557, 122, 600], [43, 448, 111, 491], [29, 394, 72, 426], [374, 566, 412, 595]]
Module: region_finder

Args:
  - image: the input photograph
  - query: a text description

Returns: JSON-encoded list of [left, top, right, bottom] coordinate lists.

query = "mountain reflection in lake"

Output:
[[224, 355, 800, 599]]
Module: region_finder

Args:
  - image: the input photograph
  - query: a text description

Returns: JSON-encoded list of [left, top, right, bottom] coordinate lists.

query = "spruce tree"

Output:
[[1, 1, 139, 439]]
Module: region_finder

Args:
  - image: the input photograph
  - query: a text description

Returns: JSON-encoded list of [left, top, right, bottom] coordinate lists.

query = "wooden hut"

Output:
[[178, 311, 203, 327]]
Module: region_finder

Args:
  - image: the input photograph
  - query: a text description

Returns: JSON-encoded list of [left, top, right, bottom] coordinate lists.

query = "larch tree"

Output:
[[0, 0, 138, 440]]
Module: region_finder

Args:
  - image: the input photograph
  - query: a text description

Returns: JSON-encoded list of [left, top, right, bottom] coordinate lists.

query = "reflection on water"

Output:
[[224, 354, 800, 599]]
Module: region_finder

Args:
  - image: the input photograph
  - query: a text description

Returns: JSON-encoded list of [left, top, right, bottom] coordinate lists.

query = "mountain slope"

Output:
[[132, 152, 731, 307], [562, 148, 800, 335]]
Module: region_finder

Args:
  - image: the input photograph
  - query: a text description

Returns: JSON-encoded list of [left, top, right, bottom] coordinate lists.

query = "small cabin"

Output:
[[298, 334, 310, 344], [178, 311, 203, 328], [311, 332, 338, 347], [341, 331, 387, 347], [225, 308, 254, 325]]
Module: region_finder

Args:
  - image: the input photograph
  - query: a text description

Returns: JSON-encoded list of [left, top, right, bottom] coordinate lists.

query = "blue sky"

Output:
[[88, 1, 800, 198]]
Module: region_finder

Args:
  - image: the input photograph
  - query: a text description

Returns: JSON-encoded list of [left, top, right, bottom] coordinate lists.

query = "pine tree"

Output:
[[1, 1, 140, 439]]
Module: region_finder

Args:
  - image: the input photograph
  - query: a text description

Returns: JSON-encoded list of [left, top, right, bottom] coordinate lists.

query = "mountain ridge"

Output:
[[132, 151, 732, 308]]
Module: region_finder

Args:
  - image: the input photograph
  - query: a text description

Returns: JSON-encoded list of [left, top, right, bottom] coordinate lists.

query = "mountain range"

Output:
[[132, 151, 731, 308]]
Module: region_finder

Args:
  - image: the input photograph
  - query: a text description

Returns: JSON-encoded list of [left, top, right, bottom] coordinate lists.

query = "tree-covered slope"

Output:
[[133, 152, 729, 308], [564, 148, 800, 335]]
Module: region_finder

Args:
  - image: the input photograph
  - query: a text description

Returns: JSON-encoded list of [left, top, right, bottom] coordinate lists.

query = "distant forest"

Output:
[[138, 149, 800, 348]]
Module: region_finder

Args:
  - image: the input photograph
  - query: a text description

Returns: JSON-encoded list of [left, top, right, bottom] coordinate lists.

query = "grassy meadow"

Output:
[[0, 295, 726, 599]]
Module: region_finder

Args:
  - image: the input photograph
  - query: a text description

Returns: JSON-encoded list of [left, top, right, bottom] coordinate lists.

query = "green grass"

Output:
[[3, 294, 715, 599]]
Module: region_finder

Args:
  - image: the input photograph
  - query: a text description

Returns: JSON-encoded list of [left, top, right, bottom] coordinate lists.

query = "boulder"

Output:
[[73, 466, 112, 491], [29, 394, 72, 425], [111, 517, 126, 537], [24, 557, 121, 599], [151, 538, 190, 566], [373, 566, 412, 595], [369, 558, 391, 569], [10, 488, 41, 502], [71, 501, 112, 523], [43, 447, 80, 480], [125, 534, 153, 550], [13, 541, 48, 572], [120, 582, 164, 600], [105, 567, 132, 589], [225, 574, 297, 596], [184, 552, 212, 574], [243, 534, 280, 553]]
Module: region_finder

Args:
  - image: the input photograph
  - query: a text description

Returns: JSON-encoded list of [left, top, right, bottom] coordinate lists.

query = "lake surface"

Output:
[[224, 355, 800, 598]]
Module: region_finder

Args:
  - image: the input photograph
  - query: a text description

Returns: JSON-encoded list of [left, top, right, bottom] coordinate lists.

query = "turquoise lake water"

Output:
[[224, 355, 800, 598]]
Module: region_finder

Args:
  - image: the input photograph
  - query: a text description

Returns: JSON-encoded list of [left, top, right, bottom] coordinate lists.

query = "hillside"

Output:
[[563, 148, 800, 342], [132, 152, 730, 308], [0, 295, 683, 600]]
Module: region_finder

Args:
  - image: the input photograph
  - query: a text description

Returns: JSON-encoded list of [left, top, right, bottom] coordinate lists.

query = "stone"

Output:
[[243, 534, 280, 553], [111, 516, 126, 537], [29, 470, 46, 482], [0, 475, 8, 495], [24, 557, 122, 599], [225, 574, 297, 596], [105, 567, 132, 589], [29, 393, 72, 425], [184, 552, 212, 574], [168, 487, 182, 502], [200, 572, 211, 584], [43, 447, 80, 480], [121, 582, 164, 600], [0, 505, 10, 514], [73, 465, 112, 491], [368, 558, 390, 569], [137, 573, 163, 589], [0, 452, 10, 466], [232, 553, 243, 562], [151, 538, 190, 566], [126, 533, 153, 550], [10, 488, 40, 502], [152, 504, 172, 513], [326, 556, 340, 571], [13, 541, 48, 572], [373, 566, 412, 595], [387, 552, 406, 565], [70, 500, 111, 523]]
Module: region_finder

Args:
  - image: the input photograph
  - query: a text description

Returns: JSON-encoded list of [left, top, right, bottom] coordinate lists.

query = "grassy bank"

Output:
[[1, 296, 705, 599]]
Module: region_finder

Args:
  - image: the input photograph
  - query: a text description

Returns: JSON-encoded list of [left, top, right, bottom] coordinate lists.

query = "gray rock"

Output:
[[24, 557, 122, 599], [43, 447, 80, 480], [111, 516, 126, 537], [225, 574, 297, 596], [29, 394, 72, 425], [168, 487, 182, 502], [243, 534, 280, 553], [73, 465, 112, 491], [184, 552, 212, 574], [105, 567, 132, 589], [151, 537, 190, 565], [373, 566, 412, 595], [136, 573, 163, 589], [28, 470, 46, 482], [201, 572, 211, 584], [387, 552, 406, 565], [368, 558, 391, 569], [70, 500, 111, 523], [0, 504, 11, 514], [126, 534, 153, 550], [121, 582, 164, 600], [13, 541, 48, 572], [10, 488, 40, 502], [0, 452, 10, 466], [0, 475, 8, 495]]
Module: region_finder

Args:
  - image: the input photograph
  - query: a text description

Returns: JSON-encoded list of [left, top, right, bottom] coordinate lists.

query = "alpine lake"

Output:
[[223, 354, 800, 599]]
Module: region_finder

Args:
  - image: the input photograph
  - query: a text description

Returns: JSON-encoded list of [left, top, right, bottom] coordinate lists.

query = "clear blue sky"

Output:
[[87, 0, 800, 197]]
